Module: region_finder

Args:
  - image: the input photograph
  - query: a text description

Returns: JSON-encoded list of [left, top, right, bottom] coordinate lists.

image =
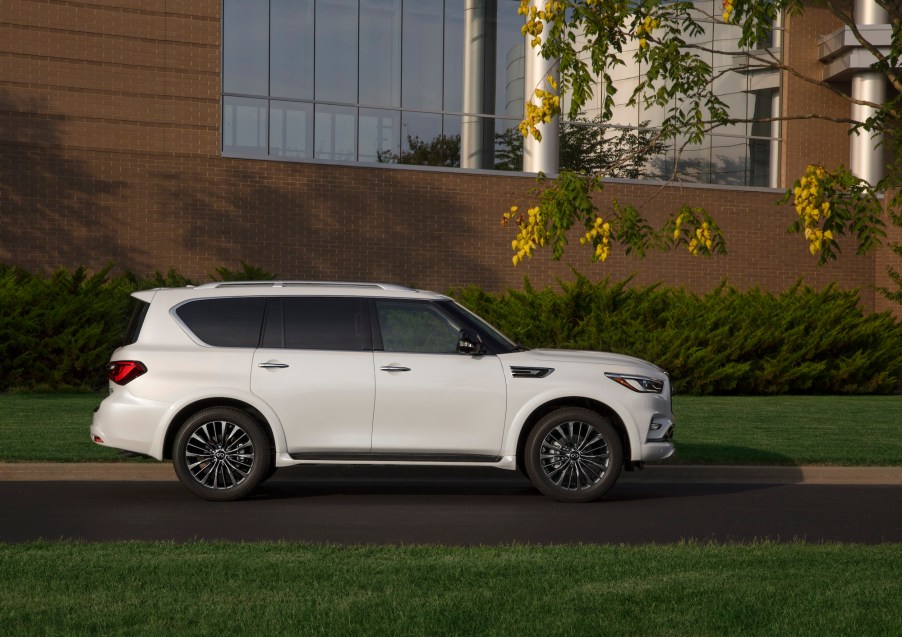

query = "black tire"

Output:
[[524, 407, 623, 503], [172, 407, 271, 502]]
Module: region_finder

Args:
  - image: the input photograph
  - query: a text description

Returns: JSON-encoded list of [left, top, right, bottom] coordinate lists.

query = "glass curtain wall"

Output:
[[221, 0, 780, 185], [562, 0, 781, 186], [222, 0, 524, 168]]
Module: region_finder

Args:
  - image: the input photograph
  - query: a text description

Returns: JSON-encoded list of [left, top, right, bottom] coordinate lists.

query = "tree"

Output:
[[503, 0, 901, 302], [495, 116, 667, 177], [378, 134, 462, 168]]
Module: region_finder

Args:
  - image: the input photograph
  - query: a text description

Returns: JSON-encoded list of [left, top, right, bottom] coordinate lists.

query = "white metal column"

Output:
[[522, 1, 559, 174], [850, 0, 888, 185], [462, 0, 487, 169]]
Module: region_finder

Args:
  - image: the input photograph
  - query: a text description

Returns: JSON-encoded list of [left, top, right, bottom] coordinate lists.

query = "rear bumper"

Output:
[[90, 391, 171, 460]]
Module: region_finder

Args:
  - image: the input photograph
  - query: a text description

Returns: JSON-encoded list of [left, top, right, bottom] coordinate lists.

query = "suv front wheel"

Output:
[[524, 407, 623, 503], [173, 407, 271, 501]]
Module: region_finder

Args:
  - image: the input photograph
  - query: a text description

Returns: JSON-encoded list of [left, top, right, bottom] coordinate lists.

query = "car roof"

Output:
[[132, 281, 450, 303]]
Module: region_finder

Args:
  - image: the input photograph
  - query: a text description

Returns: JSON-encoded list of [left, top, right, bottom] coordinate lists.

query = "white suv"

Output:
[[92, 282, 674, 502]]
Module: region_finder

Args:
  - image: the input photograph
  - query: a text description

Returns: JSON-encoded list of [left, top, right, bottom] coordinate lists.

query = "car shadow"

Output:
[[251, 464, 787, 502]]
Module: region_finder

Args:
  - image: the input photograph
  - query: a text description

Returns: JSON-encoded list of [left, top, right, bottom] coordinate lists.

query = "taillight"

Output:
[[108, 361, 147, 385]]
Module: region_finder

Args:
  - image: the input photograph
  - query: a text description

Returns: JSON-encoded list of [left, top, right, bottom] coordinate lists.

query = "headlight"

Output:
[[605, 372, 665, 394]]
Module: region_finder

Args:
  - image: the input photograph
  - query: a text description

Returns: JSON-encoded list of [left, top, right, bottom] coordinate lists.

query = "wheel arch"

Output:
[[162, 398, 277, 464], [515, 397, 633, 471]]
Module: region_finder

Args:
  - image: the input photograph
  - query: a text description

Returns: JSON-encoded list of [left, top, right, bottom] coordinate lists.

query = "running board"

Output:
[[288, 452, 503, 463]]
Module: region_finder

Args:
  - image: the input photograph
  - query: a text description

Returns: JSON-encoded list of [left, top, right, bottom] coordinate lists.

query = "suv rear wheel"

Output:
[[173, 407, 271, 501], [524, 407, 622, 503]]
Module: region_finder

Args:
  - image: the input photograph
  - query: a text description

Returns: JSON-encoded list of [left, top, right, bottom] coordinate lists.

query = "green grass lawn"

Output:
[[1, 393, 900, 465], [672, 395, 902, 466], [1, 542, 899, 636]]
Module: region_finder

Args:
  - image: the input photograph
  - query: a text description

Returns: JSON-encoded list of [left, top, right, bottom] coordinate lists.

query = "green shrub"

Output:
[[0, 264, 270, 391], [452, 274, 902, 395], [2, 267, 899, 394]]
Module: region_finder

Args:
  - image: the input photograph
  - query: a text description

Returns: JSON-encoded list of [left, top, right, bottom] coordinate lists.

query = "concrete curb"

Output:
[[1, 463, 901, 485]]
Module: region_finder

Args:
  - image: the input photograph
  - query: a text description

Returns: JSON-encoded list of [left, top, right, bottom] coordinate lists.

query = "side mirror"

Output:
[[457, 329, 483, 356]]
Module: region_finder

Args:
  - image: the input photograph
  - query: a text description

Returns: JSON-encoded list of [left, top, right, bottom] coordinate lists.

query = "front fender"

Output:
[[502, 389, 641, 462]]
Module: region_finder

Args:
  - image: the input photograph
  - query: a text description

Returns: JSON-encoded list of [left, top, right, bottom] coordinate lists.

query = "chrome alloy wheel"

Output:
[[184, 420, 255, 490], [539, 420, 610, 491]]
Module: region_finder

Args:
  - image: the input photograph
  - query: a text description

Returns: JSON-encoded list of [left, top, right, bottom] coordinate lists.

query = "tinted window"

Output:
[[123, 300, 149, 346], [376, 301, 460, 353], [175, 298, 266, 347], [279, 298, 372, 351]]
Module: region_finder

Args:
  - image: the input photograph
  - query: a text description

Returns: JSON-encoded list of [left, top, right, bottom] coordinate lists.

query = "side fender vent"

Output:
[[510, 366, 554, 379]]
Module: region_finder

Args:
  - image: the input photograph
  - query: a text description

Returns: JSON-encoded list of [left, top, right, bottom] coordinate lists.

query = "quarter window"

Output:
[[175, 298, 266, 347]]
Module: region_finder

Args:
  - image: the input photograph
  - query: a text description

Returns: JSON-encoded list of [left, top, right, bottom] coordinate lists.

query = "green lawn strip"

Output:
[[672, 395, 902, 466], [0, 393, 141, 463], [1, 393, 900, 465], [0, 542, 898, 636]]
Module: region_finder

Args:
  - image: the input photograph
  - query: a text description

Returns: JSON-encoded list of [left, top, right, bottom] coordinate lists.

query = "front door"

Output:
[[370, 300, 507, 456]]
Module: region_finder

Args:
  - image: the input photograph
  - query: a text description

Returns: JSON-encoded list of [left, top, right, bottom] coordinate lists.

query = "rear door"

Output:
[[250, 297, 375, 452]]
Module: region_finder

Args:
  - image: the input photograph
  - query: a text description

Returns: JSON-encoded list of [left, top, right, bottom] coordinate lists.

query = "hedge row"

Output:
[[451, 275, 902, 395], [0, 263, 270, 391], [1, 266, 900, 394]]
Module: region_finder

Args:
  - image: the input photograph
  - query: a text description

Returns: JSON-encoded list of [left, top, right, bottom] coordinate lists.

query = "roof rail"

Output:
[[193, 281, 416, 291]]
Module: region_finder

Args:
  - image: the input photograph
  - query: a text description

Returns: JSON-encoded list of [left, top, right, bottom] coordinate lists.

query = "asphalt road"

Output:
[[3, 466, 901, 544]]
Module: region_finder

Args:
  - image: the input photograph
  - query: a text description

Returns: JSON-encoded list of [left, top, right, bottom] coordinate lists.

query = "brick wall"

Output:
[[0, 0, 891, 314], [780, 5, 851, 185]]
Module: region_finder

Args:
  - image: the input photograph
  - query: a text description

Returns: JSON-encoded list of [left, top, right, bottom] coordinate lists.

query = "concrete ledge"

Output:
[[0, 463, 176, 481], [626, 465, 902, 485], [0, 463, 900, 485]]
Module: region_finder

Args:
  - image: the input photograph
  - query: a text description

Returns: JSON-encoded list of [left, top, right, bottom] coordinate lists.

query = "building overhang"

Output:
[[818, 24, 893, 81], [730, 49, 782, 91]]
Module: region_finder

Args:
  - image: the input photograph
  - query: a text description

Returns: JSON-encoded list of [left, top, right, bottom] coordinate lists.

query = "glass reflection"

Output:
[[443, 2, 464, 112], [271, 101, 313, 159], [360, 109, 400, 163], [494, 1, 523, 117], [271, 0, 314, 100], [360, 0, 402, 108], [399, 112, 458, 167], [316, 0, 358, 103], [315, 104, 357, 161], [403, 0, 443, 110], [219, 0, 778, 185], [223, 96, 267, 156], [222, 0, 268, 96]]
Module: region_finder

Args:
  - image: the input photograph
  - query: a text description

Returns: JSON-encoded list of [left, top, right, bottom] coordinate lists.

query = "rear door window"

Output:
[[263, 297, 372, 351], [174, 298, 266, 347]]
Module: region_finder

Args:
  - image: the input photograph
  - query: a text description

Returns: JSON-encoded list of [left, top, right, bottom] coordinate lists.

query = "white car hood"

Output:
[[506, 348, 665, 375]]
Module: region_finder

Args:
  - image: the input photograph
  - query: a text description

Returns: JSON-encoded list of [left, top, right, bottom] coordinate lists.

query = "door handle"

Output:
[[258, 362, 290, 369], [380, 365, 411, 372]]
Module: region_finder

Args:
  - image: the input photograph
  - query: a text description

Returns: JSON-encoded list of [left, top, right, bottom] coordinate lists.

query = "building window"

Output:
[[221, 0, 781, 186]]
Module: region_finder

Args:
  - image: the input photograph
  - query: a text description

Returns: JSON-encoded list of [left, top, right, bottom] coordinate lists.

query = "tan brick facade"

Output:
[[0, 0, 893, 314]]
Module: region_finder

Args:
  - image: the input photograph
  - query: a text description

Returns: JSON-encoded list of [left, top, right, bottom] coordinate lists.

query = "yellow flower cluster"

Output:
[[519, 77, 560, 141], [672, 210, 714, 256], [689, 222, 713, 256], [672, 210, 689, 240], [793, 164, 834, 255], [722, 0, 734, 23], [579, 216, 612, 262], [635, 15, 660, 50], [518, 1, 564, 46], [502, 205, 547, 265]]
